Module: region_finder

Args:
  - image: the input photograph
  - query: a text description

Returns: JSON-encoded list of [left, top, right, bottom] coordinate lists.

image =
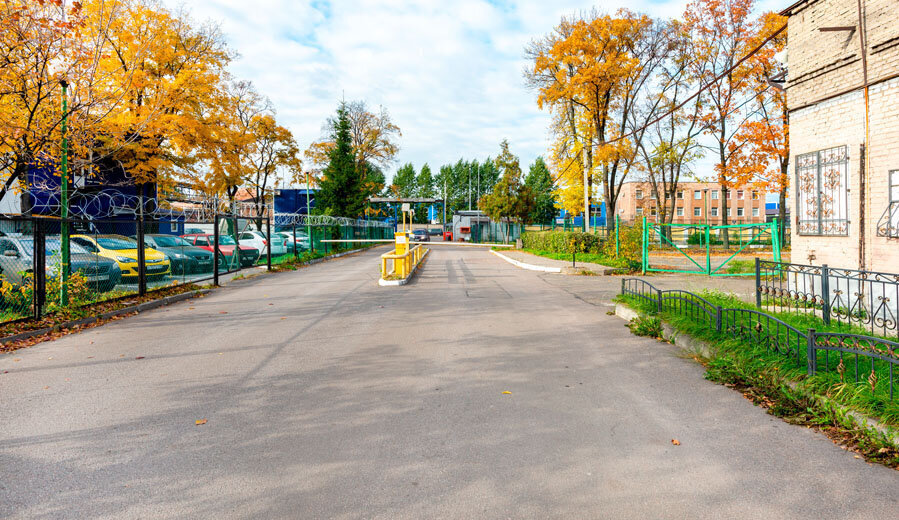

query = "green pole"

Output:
[[773, 218, 781, 263], [60, 80, 70, 306], [305, 172, 312, 253], [705, 224, 711, 275], [641, 216, 647, 275], [615, 213, 620, 257]]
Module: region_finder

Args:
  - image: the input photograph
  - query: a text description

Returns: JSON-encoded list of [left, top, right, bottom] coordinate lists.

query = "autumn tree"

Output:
[[735, 11, 788, 242], [527, 10, 675, 231], [479, 141, 534, 243], [246, 114, 302, 223], [685, 0, 758, 247]]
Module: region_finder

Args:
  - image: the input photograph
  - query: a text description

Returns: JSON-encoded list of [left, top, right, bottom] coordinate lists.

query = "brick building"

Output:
[[616, 181, 768, 225], [783, 0, 899, 272]]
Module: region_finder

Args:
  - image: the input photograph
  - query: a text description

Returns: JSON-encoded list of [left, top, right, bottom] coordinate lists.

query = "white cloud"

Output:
[[167, 0, 786, 182]]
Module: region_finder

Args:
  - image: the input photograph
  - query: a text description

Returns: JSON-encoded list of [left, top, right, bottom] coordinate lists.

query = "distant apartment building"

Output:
[[616, 181, 768, 225], [783, 0, 899, 272]]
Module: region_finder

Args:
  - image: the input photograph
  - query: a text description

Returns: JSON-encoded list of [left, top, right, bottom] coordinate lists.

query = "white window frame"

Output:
[[676, 207, 684, 217], [635, 189, 643, 200], [752, 207, 760, 217], [711, 190, 719, 200], [636, 207, 644, 216], [694, 190, 701, 200], [752, 190, 759, 200], [677, 191, 684, 200], [693, 207, 701, 217], [711, 207, 719, 217], [737, 207, 744, 217]]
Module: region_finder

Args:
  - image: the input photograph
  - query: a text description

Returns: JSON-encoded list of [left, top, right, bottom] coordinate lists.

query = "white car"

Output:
[[238, 230, 288, 256], [275, 231, 310, 252]]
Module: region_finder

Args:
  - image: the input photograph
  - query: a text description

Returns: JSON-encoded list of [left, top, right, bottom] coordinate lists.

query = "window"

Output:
[[711, 190, 719, 200], [796, 146, 849, 235], [635, 189, 643, 199], [877, 170, 899, 237], [737, 207, 744, 217], [694, 207, 701, 217], [711, 207, 719, 217], [727, 208, 732, 217], [636, 207, 643, 216], [752, 207, 760, 217], [737, 190, 744, 200], [752, 190, 759, 200], [677, 191, 684, 199], [170, 222, 179, 233], [694, 190, 702, 200], [676, 207, 684, 216], [650, 208, 657, 216], [650, 190, 657, 200]]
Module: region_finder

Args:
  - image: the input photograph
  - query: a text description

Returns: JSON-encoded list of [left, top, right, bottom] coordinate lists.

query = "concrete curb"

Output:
[[612, 301, 899, 448], [1, 289, 211, 346], [379, 248, 430, 286], [490, 250, 562, 273]]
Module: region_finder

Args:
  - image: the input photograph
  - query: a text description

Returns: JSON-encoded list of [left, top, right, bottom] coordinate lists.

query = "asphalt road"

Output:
[[1, 247, 897, 519]]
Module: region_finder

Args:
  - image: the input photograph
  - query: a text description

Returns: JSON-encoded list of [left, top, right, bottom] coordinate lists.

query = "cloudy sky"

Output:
[[166, 0, 782, 184]]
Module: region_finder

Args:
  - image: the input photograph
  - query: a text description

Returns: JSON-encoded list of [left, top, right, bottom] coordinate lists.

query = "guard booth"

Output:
[[451, 210, 490, 242]]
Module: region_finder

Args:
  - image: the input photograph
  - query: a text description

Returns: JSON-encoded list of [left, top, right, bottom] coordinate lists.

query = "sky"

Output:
[[165, 0, 783, 185]]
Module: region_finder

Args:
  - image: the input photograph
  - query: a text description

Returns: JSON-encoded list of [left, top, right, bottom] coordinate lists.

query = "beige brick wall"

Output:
[[787, 0, 899, 109]]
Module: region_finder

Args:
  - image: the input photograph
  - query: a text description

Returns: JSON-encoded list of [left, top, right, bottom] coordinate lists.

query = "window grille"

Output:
[[796, 145, 849, 235]]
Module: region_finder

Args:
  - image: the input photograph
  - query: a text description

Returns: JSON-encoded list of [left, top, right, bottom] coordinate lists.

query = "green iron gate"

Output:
[[641, 218, 781, 276]]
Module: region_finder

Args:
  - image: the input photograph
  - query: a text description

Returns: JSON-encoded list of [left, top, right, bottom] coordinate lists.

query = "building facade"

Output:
[[616, 181, 768, 225], [784, 0, 899, 271]]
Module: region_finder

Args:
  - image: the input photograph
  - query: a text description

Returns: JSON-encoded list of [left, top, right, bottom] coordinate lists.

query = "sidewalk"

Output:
[[496, 249, 623, 275]]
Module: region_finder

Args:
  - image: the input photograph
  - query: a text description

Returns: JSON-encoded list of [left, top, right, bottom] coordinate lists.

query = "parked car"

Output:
[[71, 234, 170, 281], [238, 230, 288, 257], [0, 236, 121, 292], [143, 234, 215, 274], [181, 233, 259, 268], [428, 228, 441, 236], [411, 229, 430, 242], [275, 231, 310, 253]]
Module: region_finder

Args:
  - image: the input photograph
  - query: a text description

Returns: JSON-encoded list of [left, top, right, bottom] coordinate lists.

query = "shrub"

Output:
[[627, 315, 662, 338], [521, 231, 603, 254]]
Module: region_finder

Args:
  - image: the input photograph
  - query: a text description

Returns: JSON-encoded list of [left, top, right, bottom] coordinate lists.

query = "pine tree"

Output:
[[525, 157, 555, 223], [317, 104, 364, 217], [416, 163, 434, 198], [392, 163, 417, 197]]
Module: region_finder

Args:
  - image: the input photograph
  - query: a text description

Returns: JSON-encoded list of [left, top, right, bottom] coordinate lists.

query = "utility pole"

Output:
[[468, 167, 471, 210], [60, 78, 69, 305]]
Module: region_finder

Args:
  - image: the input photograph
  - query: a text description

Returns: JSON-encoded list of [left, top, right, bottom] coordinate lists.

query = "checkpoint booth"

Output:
[[451, 210, 490, 242]]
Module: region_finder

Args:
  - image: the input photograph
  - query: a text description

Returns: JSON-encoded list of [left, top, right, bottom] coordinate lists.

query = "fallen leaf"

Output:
[[878, 447, 890, 454], [89, 341, 94, 344], [188, 307, 195, 310], [280, 317, 287, 320], [501, 391, 512, 395], [854, 455, 861, 459], [268, 303, 274, 306], [13, 358, 20, 362], [195, 419, 207, 425], [218, 352, 223, 355], [671, 439, 681, 446], [47, 356, 52, 360], [135, 356, 145, 360], [219, 311, 228, 315], [87, 356, 94, 359], [43, 386, 49, 390]]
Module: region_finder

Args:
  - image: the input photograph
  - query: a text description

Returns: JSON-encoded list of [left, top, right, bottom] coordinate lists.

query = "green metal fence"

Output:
[[641, 218, 782, 276]]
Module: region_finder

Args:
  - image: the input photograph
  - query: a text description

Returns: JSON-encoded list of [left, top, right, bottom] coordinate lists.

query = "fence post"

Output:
[[821, 264, 831, 325], [716, 306, 722, 333], [641, 216, 647, 275], [266, 217, 272, 271], [620, 278, 625, 296], [32, 219, 46, 320], [213, 214, 220, 286], [705, 224, 711, 276], [656, 288, 663, 313], [806, 329, 817, 375], [293, 224, 299, 261], [137, 216, 147, 296], [755, 257, 762, 308], [615, 214, 620, 258]]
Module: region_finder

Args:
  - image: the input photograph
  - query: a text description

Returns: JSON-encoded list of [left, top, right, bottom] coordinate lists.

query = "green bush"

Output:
[[521, 231, 603, 254], [627, 315, 662, 338]]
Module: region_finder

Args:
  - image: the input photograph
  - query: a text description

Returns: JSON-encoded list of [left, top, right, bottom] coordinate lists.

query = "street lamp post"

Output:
[[59, 81, 70, 305], [305, 171, 313, 253]]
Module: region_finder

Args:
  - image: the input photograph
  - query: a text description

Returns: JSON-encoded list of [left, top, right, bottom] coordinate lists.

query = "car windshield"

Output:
[[218, 236, 236, 245], [150, 235, 190, 247], [96, 236, 137, 250], [17, 239, 90, 256]]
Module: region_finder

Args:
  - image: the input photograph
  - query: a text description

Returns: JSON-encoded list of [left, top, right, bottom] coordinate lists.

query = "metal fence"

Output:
[[621, 278, 899, 400], [0, 214, 391, 326], [755, 259, 899, 340]]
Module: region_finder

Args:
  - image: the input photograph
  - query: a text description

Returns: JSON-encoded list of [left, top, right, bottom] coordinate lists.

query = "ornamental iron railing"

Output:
[[621, 278, 898, 400], [755, 259, 899, 340]]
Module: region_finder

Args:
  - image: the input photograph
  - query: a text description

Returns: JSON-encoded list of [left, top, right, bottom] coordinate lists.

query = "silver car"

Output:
[[0, 236, 122, 292]]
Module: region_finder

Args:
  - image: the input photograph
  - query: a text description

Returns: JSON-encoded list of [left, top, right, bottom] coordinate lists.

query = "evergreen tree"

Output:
[[317, 104, 364, 217], [416, 163, 434, 198], [525, 156, 556, 223], [392, 162, 417, 197]]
